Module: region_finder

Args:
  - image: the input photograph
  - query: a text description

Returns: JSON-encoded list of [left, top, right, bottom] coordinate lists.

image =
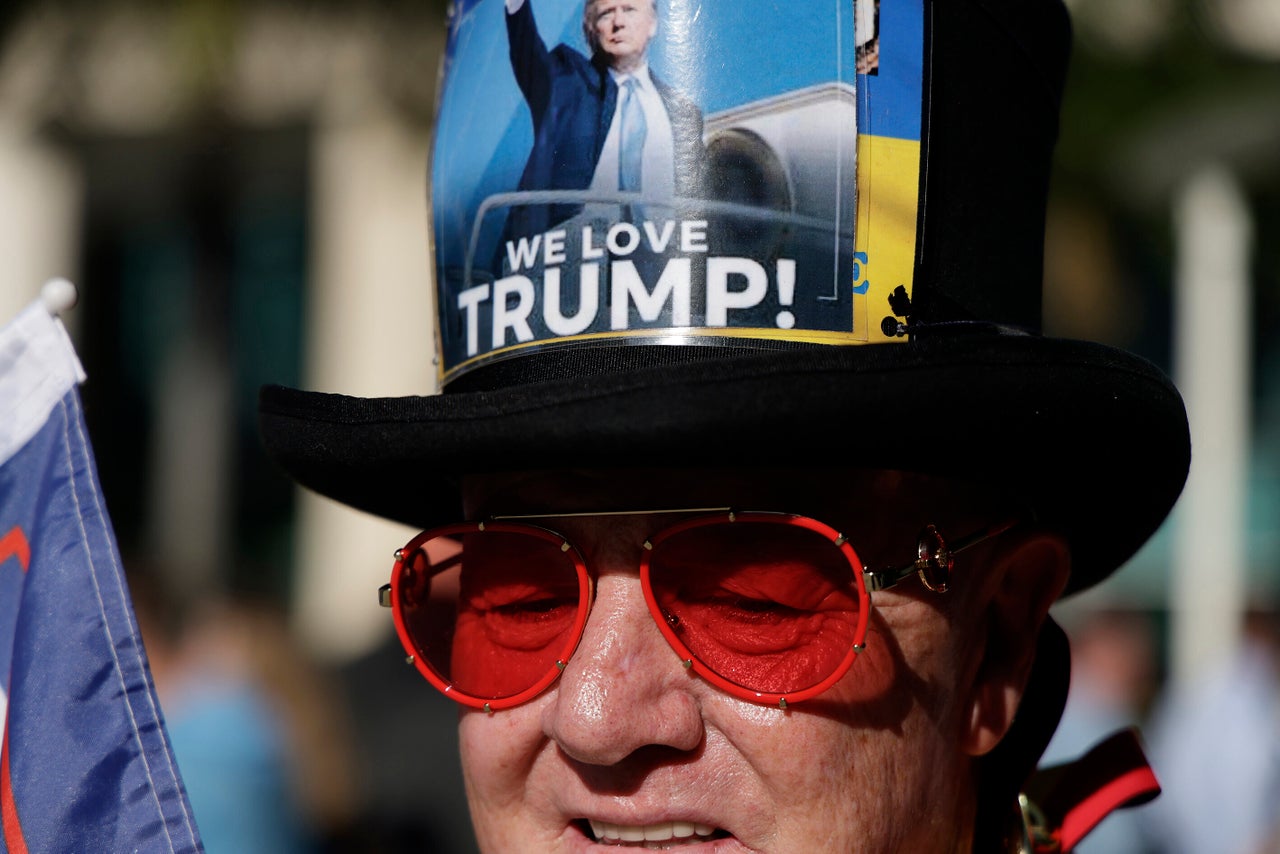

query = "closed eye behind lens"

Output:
[[646, 520, 862, 694]]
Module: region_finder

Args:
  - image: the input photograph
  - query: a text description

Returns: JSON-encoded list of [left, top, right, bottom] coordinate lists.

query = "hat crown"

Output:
[[911, 0, 1072, 331]]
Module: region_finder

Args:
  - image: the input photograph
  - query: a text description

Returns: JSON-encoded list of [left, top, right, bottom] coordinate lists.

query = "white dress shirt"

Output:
[[590, 64, 677, 201]]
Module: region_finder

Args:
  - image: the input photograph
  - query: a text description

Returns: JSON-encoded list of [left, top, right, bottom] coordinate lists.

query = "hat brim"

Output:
[[258, 334, 1189, 595]]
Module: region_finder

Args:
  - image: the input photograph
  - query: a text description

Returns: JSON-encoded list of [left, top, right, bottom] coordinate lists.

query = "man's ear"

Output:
[[961, 532, 1070, 757]]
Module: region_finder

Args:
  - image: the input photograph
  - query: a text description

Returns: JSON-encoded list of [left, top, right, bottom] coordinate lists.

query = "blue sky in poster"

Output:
[[433, 0, 921, 273]]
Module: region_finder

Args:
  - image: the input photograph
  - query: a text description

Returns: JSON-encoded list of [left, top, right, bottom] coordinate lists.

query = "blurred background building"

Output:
[[1, 0, 1278, 851]]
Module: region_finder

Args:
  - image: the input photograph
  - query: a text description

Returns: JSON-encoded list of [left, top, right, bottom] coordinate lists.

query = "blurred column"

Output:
[[294, 40, 435, 662], [0, 123, 81, 329], [147, 337, 233, 602], [1171, 165, 1252, 689]]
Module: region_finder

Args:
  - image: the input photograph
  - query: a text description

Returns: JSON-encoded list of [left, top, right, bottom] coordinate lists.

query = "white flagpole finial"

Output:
[[40, 278, 79, 316]]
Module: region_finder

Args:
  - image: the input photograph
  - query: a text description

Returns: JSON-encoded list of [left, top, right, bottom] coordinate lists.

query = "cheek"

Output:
[[708, 700, 956, 850], [800, 604, 938, 727], [873, 597, 970, 712], [458, 706, 548, 836], [735, 605, 971, 847]]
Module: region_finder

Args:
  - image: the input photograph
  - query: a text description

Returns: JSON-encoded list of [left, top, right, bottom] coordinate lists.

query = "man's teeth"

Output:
[[589, 819, 718, 843]]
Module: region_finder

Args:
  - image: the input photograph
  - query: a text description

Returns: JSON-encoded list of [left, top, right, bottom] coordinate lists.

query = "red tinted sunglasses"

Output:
[[379, 509, 1016, 711]]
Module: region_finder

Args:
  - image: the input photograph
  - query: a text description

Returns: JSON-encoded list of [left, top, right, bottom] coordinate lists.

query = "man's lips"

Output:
[[584, 819, 729, 847]]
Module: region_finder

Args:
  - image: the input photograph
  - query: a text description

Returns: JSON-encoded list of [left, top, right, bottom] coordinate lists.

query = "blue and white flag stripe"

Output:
[[0, 304, 85, 468], [0, 299, 203, 853]]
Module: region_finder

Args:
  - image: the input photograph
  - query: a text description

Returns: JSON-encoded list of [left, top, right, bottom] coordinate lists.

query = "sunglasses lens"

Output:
[[394, 526, 587, 706], [647, 518, 863, 697]]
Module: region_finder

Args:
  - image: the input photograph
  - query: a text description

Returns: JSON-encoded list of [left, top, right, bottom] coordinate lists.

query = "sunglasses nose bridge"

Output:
[[555, 513, 662, 581]]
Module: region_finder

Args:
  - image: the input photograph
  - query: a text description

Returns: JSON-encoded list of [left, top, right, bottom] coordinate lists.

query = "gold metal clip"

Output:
[[1016, 793, 1059, 853]]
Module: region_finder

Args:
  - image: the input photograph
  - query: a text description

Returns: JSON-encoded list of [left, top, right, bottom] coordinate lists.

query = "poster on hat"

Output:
[[432, 0, 922, 382]]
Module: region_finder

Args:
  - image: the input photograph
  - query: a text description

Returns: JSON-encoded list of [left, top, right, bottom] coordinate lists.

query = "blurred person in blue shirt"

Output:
[[1141, 612, 1280, 854]]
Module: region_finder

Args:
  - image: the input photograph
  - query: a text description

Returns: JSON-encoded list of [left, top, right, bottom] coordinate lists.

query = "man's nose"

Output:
[[542, 573, 704, 766]]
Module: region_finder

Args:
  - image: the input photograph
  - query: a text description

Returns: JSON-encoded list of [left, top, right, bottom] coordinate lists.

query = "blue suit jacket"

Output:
[[503, 1, 705, 247]]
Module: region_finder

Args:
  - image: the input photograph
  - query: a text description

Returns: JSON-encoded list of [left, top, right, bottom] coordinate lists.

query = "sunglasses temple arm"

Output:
[[950, 517, 1021, 555], [863, 517, 1024, 593], [380, 550, 466, 606], [864, 563, 918, 593]]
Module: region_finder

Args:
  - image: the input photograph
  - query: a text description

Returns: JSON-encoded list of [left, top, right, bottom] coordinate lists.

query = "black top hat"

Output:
[[259, 0, 1189, 595]]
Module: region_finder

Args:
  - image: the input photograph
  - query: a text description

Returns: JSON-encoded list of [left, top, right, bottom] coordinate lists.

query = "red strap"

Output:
[[1057, 764, 1159, 851], [1, 724, 30, 854], [1025, 728, 1161, 853]]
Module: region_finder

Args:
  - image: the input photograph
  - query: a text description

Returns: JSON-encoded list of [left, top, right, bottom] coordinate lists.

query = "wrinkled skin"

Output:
[[456, 468, 1068, 853]]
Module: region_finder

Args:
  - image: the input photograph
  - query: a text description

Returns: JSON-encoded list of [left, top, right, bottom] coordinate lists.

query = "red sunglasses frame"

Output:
[[382, 509, 1018, 712], [389, 520, 594, 711], [638, 511, 871, 708]]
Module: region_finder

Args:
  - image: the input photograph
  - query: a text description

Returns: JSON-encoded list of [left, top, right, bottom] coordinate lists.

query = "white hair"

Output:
[[581, 0, 658, 55]]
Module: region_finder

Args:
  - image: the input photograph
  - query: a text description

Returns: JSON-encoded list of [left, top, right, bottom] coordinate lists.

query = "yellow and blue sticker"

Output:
[[432, 0, 923, 383]]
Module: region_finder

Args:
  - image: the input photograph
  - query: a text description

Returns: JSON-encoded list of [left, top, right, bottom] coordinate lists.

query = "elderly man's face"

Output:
[[455, 468, 1066, 852], [591, 0, 657, 72]]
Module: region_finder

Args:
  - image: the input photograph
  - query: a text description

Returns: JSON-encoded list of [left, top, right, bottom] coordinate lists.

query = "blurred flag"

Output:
[[0, 298, 203, 853]]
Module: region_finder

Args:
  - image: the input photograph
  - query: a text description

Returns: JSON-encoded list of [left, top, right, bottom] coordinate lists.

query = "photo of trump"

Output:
[[430, 0, 910, 374], [502, 0, 705, 247]]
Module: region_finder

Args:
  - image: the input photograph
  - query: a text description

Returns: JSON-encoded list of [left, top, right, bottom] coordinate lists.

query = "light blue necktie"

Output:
[[618, 77, 647, 195]]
